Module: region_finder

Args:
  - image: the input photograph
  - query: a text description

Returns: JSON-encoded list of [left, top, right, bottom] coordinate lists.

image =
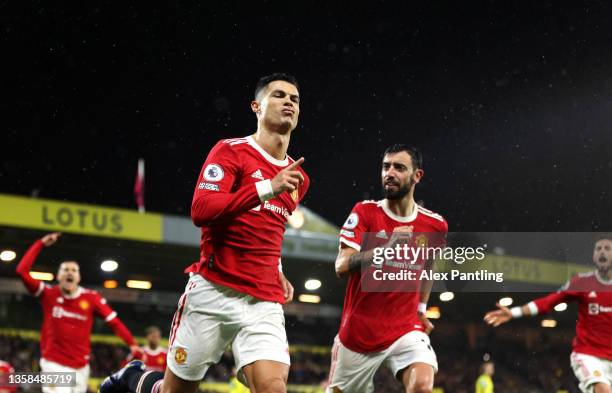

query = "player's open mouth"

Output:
[[599, 256, 608, 263], [66, 277, 74, 282]]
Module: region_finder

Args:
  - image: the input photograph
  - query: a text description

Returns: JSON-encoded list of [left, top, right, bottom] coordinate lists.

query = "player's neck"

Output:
[[597, 269, 612, 281], [60, 286, 77, 297], [147, 344, 158, 350], [252, 128, 290, 161], [385, 196, 416, 218]]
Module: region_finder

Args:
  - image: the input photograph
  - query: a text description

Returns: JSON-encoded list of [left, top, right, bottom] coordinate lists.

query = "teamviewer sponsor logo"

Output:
[[51, 306, 87, 321], [262, 201, 290, 219]]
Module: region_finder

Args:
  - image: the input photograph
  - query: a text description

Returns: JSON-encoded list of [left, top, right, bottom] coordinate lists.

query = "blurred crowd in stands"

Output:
[[0, 321, 580, 393]]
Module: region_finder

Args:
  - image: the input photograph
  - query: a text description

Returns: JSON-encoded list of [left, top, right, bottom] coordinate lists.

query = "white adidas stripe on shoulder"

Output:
[[417, 206, 445, 222], [577, 271, 595, 278], [222, 137, 249, 146], [361, 200, 378, 205]]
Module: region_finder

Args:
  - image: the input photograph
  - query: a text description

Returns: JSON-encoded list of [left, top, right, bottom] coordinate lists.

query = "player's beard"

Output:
[[596, 255, 611, 278], [383, 178, 414, 200]]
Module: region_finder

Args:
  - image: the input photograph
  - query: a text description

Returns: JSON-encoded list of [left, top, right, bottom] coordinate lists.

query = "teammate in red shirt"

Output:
[[327, 145, 448, 393], [141, 326, 167, 372], [484, 236, 612, 393], [125, 327, 167, 372], [15, 232, 139, 393], [0, 360, 17, 393], [102, 73, 309, 393]]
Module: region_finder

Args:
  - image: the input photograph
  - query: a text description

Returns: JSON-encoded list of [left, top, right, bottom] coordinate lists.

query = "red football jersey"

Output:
[[186, 136, 310, 303], [143, 346, 167, 372], [531, 271, 612, 360], [37, 285, 117, 368], [0, 360, 16, 393], [338, 200, 448, 353], [16, 240, 136, 369]]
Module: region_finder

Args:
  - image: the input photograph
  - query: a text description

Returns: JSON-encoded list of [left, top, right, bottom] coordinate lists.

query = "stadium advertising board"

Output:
[[0, 194, 162, 242]]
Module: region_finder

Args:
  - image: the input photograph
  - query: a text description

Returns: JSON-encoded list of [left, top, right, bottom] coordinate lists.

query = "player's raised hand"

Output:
[[41, 232, 62, 247], [271, 157, 305, 196], [130, 345, 144, 359], [483, 303, 512, 327]]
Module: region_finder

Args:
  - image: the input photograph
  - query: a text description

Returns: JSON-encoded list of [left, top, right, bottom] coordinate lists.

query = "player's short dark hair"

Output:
[[59, 260, 80, 268], [383, 144, 423, 170], [254, 73, 299, 100], [145, 326, 161, 335]]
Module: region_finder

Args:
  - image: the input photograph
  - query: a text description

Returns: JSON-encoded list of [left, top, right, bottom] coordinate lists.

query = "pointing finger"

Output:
[[285, 157, 305, 171]]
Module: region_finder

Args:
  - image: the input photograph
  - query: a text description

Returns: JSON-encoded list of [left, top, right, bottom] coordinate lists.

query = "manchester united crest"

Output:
[[79, 300, 90, 310], [415, 234, 429, 248], [175, 348, 187, 364], [291, 187, 299, 202]]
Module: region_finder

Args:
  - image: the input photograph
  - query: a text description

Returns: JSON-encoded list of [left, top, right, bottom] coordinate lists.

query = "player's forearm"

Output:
[[16, 240, 43, 275], [16, 240, 44, 294], [419, 280, 433, 305], [523, 291, 573, 316], [191, 183, 263, 226], [419, 259, 434, 305], [107, 318, 136, 346], [336, 248, 375, 277]]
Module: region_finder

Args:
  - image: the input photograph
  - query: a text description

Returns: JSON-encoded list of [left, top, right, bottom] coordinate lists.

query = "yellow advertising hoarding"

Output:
[[0, 194, 162, 242]]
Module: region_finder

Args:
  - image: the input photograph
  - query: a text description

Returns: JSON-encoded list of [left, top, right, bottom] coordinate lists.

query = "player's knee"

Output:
[[593, 382, 612, 393], [407, 381, 432, 393], [254, 376, 286, 393]]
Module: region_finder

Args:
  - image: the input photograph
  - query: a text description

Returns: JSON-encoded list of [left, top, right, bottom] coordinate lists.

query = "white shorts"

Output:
[[39, 358, 89, 393], [570, 352, 612, 393], [167, 274, 290, 384], [326, 330, 437, 393]]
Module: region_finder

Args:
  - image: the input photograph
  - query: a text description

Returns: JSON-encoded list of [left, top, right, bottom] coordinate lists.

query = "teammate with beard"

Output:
[[327, 145, 448, 393], [484, 236, 612, 393], [15, 233, 138, 393]]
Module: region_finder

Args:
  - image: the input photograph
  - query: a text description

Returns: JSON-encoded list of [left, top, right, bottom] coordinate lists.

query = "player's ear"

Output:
[[251, 100, 261, 116], [413, 168, 424, 183]]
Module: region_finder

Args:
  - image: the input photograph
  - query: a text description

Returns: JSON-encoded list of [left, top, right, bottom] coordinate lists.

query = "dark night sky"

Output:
[[3, 1, 612, 231]]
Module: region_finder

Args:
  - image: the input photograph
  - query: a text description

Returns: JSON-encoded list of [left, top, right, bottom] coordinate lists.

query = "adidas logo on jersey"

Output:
[[251, 169, 264, 180], [589, 291, 597, 298], [376, 230, 388, 239]]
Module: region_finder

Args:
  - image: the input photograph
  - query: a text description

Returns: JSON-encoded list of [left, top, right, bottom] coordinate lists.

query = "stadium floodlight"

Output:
[[103, 280, 118, 289], [100, 260, 119, 272], [304, 279, 322, 291], [287, 209, 305, 229], [30, 271, 54, 281], [541, 319, 557, 328], [298, 294, 321, 303], [425, 306, 441, 319], [439, 291, 454, 302], [554, 302, 567, 312], [499, 297, 513, 307], [126, 280, 152, 290], [0, 250, 16, 262]]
